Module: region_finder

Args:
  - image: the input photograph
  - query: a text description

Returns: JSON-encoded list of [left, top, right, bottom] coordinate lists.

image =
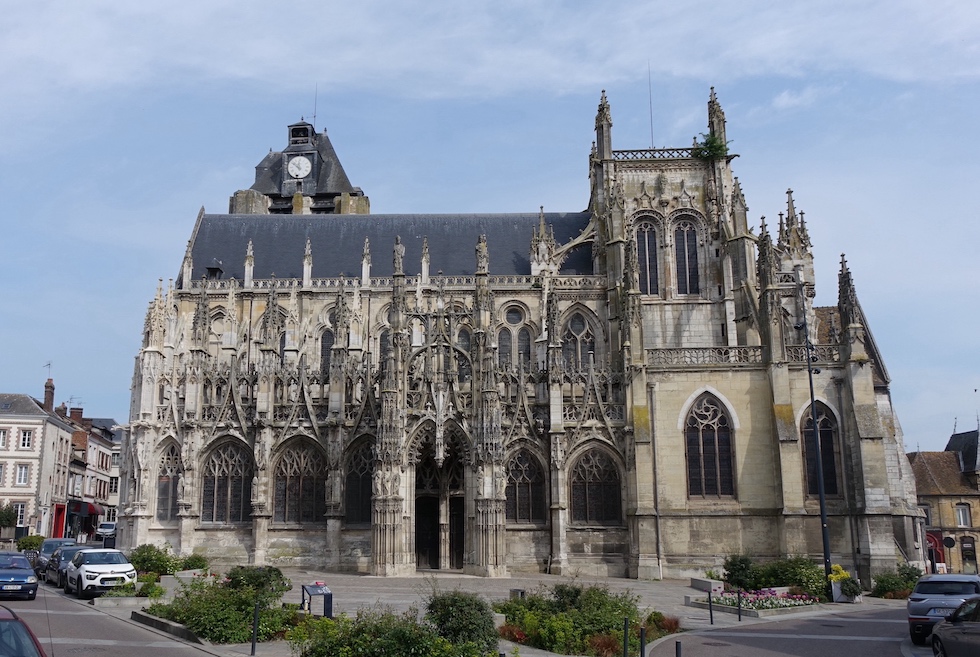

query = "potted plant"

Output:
[[829, 564, 863, 603]]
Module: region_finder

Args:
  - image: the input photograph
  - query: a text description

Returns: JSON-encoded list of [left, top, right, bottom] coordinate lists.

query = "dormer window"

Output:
[[206, 266, 223, 280]]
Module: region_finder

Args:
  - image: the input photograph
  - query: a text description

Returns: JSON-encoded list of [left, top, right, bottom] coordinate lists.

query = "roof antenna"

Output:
[[647, 61, 654, 149], [312, 83, 318, 131], [43, 361, 52, 376]]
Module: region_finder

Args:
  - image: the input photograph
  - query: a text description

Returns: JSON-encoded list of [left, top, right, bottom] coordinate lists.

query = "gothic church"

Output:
[[120, 91, 922, 583]]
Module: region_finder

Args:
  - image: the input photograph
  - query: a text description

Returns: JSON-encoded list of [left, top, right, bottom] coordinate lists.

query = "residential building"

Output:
[[910, 430, 980, 574], [120, 90, 921, 583]]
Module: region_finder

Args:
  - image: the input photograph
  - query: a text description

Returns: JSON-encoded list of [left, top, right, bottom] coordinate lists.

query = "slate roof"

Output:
[[946, 429, 980, 473], [908, 451, 978, 496], [0, 394, 45, 416], [186, 212, 594, 283]]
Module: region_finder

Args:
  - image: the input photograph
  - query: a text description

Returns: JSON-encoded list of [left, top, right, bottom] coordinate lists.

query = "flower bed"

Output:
[[702, 589, 819, 610]]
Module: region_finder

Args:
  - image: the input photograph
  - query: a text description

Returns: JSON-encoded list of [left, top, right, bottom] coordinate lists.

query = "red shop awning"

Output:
[[68, 501, 104, 515]]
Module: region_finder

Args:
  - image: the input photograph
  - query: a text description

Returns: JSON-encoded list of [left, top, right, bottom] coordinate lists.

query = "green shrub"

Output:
[[287, 609, 480, 657], [224, 565, 291, 605], [723, 554, 755, 589], [17, 535, 43, 552], [493, 583, 655, 655], [103, 583, 137, 597], [871, 564, 921, 599], [146, 577, 297, 644], [129, 544, 181, 575], [839, 578, 862, 598], [180, 553, 209, 571], [425, 590, 497, 655], [138, 572, 160, 583]]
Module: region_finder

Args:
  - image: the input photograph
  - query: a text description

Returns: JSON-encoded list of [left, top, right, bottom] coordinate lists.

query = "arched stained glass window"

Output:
[[156, 443, 181, 522], [498, 328, 513, 367], [345, 442, 374, 524], [637, 221, 659, 295], [685, 395, 734, 497], [675, 220, 700, 295], [273, 442, 327, 523], [506, 450, 546, 523], [201, 442, 253, 523], [562, 312, 595, 370], [320, 330, 335, 378], [802, 404, 839, 497], [570, 449, 621, 525]]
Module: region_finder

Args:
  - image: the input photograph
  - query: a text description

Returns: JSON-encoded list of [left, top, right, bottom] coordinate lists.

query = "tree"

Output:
[[0, 504, 17, 529]]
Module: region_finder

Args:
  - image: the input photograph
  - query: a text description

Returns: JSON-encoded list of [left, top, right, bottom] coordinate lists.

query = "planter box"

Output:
[[690, 577, 724, 594], [684, 595, 822, 618], [831, 581, 862, 603]]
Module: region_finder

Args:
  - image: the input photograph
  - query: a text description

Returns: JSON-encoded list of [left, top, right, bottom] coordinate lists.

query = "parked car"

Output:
[[907, 573, 980, 645], [0, 553, 38, 601], [31, 538, 75, 577], [64, 549, 136, 599], [43, 546, 87, 589], [931, 594, 980, 657], [0, 605, 47, 656], [94, 523, 116, 541]]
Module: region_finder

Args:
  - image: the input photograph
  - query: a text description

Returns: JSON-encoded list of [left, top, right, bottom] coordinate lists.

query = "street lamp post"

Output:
[[796, 269, 833, 585]]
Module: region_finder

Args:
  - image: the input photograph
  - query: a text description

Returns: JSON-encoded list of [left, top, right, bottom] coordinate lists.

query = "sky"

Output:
[[1, 1, 977, 452]]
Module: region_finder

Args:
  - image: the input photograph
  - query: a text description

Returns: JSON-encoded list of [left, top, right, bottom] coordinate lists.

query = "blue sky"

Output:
[[1, 1, 977, 451]]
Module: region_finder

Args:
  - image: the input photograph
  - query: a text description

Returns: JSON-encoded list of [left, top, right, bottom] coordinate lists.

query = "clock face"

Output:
[[287, 156, 312, 179]]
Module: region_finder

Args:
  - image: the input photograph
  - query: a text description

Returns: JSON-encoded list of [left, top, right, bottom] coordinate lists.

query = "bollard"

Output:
[[640, 626, 646, 657], [737, 587, 742, 621], [250, 601, 259, 656], [622, 618, 629, 657], [675, 639, 682, 657], [708, 590, 714, 625]]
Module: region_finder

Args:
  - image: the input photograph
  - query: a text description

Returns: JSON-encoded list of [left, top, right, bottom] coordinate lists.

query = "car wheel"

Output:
[[76, 578, 84, 599], [933, 635, 948, 657], [910, 630, 926, 646], [64, 576, 72, 595], [27, 592, 35, 601], [59, 573, 65, 590]]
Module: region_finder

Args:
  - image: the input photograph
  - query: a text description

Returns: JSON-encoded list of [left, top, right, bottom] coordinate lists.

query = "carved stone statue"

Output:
[[393, 236, 405, 274]]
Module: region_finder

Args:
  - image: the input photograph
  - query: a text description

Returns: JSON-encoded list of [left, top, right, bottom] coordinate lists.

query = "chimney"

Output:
[[56, 403, 67, 417], [43, 379, 54, 413], [69, 407, 83, 422]]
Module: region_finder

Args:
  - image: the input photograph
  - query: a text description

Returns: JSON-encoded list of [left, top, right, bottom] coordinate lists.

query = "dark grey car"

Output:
[[931, 594, 980, 657], [32, 538, 75, 577], [907, 574, 980, 645], [43, 545, 87, 589]]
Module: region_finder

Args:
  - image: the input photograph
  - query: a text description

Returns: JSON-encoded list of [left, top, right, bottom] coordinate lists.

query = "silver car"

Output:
[[907, 574, 980, 645], [931, 594, 980, 657]]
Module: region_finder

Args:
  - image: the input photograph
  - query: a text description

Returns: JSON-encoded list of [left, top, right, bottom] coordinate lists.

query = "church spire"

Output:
[[776, 189, 812, 257], [708, 87, 727, 145], [595, 90, 613, 159]]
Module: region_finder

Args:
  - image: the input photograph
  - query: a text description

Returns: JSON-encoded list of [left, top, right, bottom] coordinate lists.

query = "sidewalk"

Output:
[[91, 568, 881, 657]]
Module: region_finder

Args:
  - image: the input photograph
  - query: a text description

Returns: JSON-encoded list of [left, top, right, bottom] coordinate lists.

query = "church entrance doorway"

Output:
[[449, 496, 464, 569], [416, 496, 439, 569]]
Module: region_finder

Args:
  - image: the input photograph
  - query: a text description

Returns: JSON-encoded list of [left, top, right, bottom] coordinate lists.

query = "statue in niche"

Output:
[[393, 236, 405, 274]]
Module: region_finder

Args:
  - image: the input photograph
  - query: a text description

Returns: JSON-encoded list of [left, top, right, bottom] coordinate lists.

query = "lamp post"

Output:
[[796, 268, 832, 584]]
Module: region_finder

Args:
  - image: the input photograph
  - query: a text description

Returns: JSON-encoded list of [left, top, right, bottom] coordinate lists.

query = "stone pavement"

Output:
[[90, 568, 890, 657]]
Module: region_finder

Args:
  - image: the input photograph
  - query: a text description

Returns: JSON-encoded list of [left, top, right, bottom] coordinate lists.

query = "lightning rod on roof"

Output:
[[647, 61, 654, 149], [313, 83, 318, 131]]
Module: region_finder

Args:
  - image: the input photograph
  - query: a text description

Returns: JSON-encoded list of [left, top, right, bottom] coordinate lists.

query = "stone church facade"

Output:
[[120, 91, 922, 582]]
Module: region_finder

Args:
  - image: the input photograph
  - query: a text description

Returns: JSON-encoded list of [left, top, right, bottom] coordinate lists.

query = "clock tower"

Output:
[[231, 120, 370, 215]]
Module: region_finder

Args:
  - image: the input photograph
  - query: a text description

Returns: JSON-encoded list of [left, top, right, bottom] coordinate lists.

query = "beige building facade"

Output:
[[120, 91, 921, 583]]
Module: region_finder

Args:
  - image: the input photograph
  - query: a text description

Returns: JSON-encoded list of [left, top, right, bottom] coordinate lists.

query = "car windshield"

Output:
[[98, 523, 114, 530], [0, 557, 33, 570], [40, 540, 73, 555], [916, 581, 980, 595], [0, 619, 43, 657], [83, 552, 128, 565]]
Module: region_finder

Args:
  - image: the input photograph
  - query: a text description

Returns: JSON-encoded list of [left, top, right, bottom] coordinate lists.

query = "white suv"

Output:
[[64, 549, 136, 598]]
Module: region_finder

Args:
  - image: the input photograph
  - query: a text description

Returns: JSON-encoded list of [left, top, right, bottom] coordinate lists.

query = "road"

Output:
[[649, 605, 930, 657], [1, 583, 210, 657]]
